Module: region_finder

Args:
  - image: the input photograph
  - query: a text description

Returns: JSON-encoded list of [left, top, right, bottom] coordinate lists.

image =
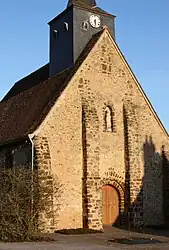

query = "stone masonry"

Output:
[[21, 29, 169, 231], [34, 136, 56, 232]]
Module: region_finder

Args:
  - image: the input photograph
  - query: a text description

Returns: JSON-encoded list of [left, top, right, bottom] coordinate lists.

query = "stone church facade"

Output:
[[0, 0, 169, 232]]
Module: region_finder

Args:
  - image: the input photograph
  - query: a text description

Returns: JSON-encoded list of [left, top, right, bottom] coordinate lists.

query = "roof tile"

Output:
[[0, 29, 104, 146]]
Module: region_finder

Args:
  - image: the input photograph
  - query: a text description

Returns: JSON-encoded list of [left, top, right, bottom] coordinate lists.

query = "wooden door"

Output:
[[102, 185, 119, 225]]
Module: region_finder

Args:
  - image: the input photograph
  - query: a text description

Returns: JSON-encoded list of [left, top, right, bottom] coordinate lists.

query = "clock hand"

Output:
[[94, 19, 97, 26]]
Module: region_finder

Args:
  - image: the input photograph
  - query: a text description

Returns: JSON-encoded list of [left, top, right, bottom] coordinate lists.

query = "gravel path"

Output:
[[0, 226, 169, 249], [0, 241, 169, 250], [0, 242, 116, 250]]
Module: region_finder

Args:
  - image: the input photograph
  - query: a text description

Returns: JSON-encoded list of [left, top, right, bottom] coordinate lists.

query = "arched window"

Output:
[[104, 106, 114, 132]]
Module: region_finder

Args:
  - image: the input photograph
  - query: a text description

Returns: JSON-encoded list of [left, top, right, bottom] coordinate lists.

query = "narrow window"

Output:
[[64, 22, 69, 31], [82, 21, 89, 31], [53, 29, 58, 39], [104, 106, 114, 132]]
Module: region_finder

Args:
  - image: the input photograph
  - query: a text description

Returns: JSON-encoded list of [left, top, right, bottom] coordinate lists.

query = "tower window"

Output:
[[53, 30, 58, 39], [64, 22, 69, 31], [82, 21, 89, 31], [104, 106, 114, 132]]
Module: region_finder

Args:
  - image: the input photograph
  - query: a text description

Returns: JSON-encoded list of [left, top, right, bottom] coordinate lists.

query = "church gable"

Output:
[[32, 27, 169, 229], [35, 28, 169, 163]]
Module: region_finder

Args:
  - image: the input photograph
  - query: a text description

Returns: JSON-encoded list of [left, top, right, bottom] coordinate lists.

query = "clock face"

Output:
[[89, 15, 101, 28]]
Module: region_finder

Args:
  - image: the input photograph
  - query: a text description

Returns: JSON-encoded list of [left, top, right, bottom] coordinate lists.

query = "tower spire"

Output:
[[49, 0, 115, 76], [67, 0, 97, 7]]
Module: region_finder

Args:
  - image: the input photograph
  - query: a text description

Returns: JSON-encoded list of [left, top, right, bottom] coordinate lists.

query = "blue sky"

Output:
[[0, 0, 169, 130]]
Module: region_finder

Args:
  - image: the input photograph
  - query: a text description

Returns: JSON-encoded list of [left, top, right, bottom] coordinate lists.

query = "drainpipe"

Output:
[[28, 134, 34, 218]]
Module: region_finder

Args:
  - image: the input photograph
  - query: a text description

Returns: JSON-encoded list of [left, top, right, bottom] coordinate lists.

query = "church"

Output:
[[0, 0, 169, 232]]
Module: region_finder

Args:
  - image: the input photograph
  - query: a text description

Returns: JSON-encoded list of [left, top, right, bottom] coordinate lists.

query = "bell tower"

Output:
[[49, 0, 115, 77]]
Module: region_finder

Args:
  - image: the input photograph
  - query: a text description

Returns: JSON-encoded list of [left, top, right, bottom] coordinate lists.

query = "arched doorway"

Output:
[[102, 185, 120, 225]]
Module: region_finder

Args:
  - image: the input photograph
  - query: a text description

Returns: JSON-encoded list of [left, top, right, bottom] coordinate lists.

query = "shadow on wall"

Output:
[[114, 136, 169, 232]]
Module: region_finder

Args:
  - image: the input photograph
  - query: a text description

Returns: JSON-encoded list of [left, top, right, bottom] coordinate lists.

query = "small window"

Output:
[[104, 106, 114, 132], [64, 22, 69, 31], [82, 21, 89, 31], [53, 29, 58, 39]]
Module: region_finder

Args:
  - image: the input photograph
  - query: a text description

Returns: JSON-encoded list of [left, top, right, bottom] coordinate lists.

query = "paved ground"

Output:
[[1, 226, 169, 249], [0, 243, 114, 250]]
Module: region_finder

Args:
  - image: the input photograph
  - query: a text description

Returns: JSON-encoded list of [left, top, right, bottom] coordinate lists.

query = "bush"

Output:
[[0, 167, 62, 242]]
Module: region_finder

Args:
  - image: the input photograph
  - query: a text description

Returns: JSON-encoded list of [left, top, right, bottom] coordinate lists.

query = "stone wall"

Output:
[[123, 101, 143, 227], [34, 29, 169, 230], [69, 30, 169, 227], [36, 78, 83, 230], [33, 136, 56, 232], [162, 148, 169, 225]]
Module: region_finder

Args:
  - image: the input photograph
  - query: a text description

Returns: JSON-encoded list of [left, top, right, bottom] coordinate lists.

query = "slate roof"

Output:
[[0, 29, 104, 146], [75, 4, 115, 18], [67, 0, 114, 17], [68, 0, 96, 7], [48, 1, 115, 25]]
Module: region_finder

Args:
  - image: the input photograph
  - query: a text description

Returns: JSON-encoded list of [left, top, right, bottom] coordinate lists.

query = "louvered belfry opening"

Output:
[[67, 0, 97, 7]]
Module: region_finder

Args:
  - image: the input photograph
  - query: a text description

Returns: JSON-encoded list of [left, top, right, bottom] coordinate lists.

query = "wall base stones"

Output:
[[82, 177, 102, 230]]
